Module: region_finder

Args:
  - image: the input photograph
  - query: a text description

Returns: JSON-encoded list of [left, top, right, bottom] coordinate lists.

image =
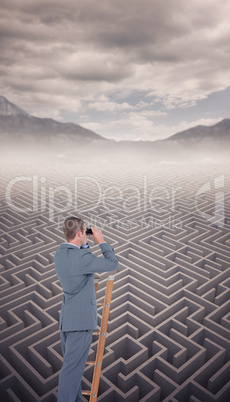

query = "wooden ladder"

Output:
[[82, 275, 114, 401]]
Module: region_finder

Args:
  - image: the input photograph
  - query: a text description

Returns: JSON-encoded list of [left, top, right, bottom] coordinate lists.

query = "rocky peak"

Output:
[[0, 96, 28, 116]]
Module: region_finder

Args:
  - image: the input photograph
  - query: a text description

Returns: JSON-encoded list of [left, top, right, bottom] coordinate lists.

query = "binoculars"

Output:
[[86, 228, 93, 235]]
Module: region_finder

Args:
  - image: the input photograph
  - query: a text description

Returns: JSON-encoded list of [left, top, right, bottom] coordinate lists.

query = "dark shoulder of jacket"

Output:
[[80, 248, 92, 256], [80, 248, 94, 264]]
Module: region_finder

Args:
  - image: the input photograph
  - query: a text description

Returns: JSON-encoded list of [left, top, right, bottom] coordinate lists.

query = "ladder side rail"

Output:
[[94, 277, 100, 293], [89, 275, 114, 401]]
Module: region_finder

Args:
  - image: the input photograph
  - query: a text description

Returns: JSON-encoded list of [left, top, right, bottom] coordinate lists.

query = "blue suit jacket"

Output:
[[54, 242, 118, 331]]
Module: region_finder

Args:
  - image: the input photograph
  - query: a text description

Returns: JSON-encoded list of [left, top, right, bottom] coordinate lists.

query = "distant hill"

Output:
[[0, 95, 28, 116], [0, 96, 107, 143], [0, 96, 229, 163], [161, 119, 230, 144]]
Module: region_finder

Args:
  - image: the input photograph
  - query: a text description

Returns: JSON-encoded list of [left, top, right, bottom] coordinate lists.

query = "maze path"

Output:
[[0, 162, 229, 401]]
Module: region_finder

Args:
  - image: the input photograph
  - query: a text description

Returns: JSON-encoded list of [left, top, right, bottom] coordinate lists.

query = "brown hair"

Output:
[[63, 216, 85, 241]]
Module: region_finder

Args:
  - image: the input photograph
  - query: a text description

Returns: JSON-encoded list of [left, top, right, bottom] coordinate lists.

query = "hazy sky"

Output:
[[1, 0, 229, 140]]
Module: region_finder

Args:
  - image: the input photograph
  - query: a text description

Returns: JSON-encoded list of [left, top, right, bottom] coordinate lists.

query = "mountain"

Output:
[[0, 96, 107, 144], [161, 119, 230, 145], [0, 96, 229, 163], [0, 95, 28, 116]]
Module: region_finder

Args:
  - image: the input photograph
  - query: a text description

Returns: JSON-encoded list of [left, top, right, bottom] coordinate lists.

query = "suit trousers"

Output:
[[58, 330, 93, 402]]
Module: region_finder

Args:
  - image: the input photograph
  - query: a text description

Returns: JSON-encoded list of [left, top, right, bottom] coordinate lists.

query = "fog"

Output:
[[1, 136, 229, 166]]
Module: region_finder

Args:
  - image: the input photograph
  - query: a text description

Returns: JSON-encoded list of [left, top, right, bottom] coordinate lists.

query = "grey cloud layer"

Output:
[[2, 1, 229, 65], [0, 0, 229, 137]]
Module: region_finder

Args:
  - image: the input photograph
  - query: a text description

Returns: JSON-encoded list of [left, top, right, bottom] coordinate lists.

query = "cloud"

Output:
[[88, 95, 132, 112], [82, 116, 224, 141], [0, 0, 229, 138], [57, 51, 133, 82]]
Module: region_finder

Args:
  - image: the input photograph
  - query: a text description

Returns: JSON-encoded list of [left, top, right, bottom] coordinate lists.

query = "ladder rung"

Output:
[[86, 361, 95, 365], [97, 303, 104, 307], [93, 331, 100, 336], [82, 390, 91, 396]]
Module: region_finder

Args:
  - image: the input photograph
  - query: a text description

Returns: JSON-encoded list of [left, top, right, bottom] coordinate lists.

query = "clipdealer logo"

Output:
[[5, 175, 183, 224], [195, 175, 225, 228]]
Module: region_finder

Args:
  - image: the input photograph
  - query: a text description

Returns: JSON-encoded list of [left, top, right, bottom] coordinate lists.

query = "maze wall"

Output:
[[0, 162, 230, 402]]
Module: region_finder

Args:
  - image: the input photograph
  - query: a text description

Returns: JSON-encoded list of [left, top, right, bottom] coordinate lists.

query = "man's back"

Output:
[[54, 242, 118, 331], [55, 218, 118, 402]]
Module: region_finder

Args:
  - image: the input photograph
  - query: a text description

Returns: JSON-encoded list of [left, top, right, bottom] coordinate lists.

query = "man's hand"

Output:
[[91, 227, 105, 244]]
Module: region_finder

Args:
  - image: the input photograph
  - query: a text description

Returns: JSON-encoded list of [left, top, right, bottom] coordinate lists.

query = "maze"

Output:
[[0, 161, 230, 401]]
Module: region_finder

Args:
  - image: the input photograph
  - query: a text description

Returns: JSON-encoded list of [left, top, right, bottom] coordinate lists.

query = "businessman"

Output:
[[54, 216, 118, 402]]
